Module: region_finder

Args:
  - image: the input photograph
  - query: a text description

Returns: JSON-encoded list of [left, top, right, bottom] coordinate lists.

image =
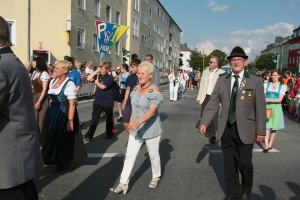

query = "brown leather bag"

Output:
[[266, 108, 273, 119]]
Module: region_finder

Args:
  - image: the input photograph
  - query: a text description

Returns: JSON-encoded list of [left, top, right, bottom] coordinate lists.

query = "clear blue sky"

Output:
[[160, 0, 300, 62]]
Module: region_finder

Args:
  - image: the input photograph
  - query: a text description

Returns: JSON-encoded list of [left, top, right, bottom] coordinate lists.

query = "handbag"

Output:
[[266, 108, 273, 119]]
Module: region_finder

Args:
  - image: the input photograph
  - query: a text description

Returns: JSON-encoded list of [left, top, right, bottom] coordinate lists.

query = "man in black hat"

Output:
[[199, 46, 266, 200]]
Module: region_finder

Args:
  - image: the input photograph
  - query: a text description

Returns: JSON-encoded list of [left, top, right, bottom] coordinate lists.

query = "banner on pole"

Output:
[[95, 20, 129, 61]]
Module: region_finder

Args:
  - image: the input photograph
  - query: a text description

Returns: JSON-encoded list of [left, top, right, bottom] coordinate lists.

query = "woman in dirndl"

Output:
[[263, 69, 286, 153], [42, 60, 86, 172]]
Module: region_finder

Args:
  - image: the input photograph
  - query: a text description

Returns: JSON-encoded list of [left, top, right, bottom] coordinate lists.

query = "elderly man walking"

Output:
[[199, 47, 266, 200], [196, 56, 225, 144]]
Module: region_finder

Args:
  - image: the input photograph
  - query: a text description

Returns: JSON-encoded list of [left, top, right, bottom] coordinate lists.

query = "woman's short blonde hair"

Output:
[[138, 61, 154, 74], [24, 61, 31, 71], [54, 60, 70, 71]]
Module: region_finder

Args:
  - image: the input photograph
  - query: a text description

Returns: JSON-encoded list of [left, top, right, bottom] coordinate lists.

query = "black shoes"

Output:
[[262, 149, 269, 153], [105, 135, 114, 140], [209, 136, 216, 144], [117, 116, 123, 122]]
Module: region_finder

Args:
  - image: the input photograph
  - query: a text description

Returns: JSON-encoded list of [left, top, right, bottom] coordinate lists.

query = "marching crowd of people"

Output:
[[0, 16, 293, 200]]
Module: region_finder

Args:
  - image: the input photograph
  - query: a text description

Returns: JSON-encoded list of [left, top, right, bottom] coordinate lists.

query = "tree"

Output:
[[207, 49, 228, 67], [187, 49, 202, 70], [255, 54, 276, 71]]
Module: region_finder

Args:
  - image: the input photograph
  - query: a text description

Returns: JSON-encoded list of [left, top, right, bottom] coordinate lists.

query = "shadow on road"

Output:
[[195, 143, 226, 194]]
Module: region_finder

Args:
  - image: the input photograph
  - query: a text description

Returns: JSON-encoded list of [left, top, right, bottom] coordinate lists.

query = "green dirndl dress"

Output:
[[266, 82, 285, 130]]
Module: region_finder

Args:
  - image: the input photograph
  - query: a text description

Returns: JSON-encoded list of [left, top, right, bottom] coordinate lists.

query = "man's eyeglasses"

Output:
[[230, 58, 244, 63]]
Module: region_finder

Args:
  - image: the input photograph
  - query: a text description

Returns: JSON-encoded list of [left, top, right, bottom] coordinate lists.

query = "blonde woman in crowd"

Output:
[[31, 57, 50, 144], [110, 61, 163, 194], [42, 60, 86, 172]]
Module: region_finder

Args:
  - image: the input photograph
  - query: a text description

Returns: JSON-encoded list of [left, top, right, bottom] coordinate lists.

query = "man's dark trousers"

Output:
[[85, 103, 113, 138], [201, 95, 219, 138], [221, 122, 254, 198]]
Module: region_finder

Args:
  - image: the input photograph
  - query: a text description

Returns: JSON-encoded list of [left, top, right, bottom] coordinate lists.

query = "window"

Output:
[[142, 13, 148, 25], [149, 28, 151, 36], [133, 0, 139, 12], [94, 0, 100, 17], [149, 9, 152, 21], [143, 0, 148, 5], [78, 0, 85, 10], [77, 28, 85, 49], [106, 5, 111, 22], [116, 11, 121, 24], [93, 33, 98, 51], [142, 35, 147, 46], [7, 20, 16, 46], [152, 40, 156, 49], [162, 13, 165, 21], [115, 41, 120, 55], [153, 22, 157, 32], [132, 18, 139, 37], [154, 3, 157, 14]]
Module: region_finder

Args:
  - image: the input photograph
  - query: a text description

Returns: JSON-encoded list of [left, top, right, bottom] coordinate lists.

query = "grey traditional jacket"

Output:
[[0, 47, 43, 189], [201, 70, 266, 144]]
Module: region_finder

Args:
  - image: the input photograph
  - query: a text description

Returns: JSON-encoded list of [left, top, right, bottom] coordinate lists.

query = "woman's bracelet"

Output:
[[68, 119, 73, 121]]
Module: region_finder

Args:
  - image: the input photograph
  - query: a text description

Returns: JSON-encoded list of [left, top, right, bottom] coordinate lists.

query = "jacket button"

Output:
[[225, 119, 227, 121]]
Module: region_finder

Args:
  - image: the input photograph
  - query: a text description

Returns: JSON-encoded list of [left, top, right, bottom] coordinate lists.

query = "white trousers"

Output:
[[179, 80, 186, 92], [120, 134, 161, 184], [170, 81, 179, 101]]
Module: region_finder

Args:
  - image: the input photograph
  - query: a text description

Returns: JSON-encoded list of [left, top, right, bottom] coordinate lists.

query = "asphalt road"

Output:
[[36, 84, 300, 200]]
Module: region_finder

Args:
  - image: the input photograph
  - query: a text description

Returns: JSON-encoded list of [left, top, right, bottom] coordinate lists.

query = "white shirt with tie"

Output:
[[230, 70, 244, 92], [206, 68, 219, 95]]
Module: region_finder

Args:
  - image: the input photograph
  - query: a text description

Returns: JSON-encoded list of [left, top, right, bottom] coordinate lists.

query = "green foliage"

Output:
[[187, 50, 202, 70], [187, 48, 228, 70], [255, 54, 276, 71], [207, 49, 228, 67]]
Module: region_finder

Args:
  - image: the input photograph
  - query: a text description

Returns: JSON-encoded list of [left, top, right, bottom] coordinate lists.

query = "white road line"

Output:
[[208, 149, 280, 154], [87, 153, 125, 158]]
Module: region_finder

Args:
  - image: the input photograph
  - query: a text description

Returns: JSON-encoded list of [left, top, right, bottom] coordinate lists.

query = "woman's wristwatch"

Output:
[[68, 119, 74, 121]]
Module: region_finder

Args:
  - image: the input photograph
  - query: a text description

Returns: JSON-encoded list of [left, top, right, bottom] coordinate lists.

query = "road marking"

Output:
[[87, 153, 125, 158], [208, 149, 280, 154]]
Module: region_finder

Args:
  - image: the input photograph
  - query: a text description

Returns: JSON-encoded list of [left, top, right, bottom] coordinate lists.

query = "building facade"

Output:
[[289, 26, 300, 69], [180, 43, 192, 71], [2, 0, 181, 70]]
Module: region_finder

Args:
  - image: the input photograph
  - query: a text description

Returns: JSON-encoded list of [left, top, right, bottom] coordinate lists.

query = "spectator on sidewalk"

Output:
[[85, 60, 94, 75]]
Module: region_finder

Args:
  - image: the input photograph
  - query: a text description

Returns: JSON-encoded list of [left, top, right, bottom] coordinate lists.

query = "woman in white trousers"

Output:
[[110, 61, 163, 195]]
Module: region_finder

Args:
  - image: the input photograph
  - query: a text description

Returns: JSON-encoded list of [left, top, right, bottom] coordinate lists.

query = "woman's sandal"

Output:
[[149, 177, 160, 189], [110, 183, 128, 195], [52, 162, 69, 172]]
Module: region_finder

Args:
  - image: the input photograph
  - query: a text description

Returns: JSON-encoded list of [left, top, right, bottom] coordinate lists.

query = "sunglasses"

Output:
[[209, 61, 215, 64]]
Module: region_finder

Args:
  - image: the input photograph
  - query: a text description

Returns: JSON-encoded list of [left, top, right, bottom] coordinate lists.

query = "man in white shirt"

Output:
[[196, 56, 225, 144], [85, 60, 94, 75]]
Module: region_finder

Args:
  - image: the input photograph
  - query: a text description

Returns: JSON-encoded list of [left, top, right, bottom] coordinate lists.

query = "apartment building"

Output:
[[2, 0, 181, 69]]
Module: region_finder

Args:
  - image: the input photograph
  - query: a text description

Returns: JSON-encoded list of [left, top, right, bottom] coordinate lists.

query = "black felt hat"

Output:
[[227, 46, 248, 60]]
